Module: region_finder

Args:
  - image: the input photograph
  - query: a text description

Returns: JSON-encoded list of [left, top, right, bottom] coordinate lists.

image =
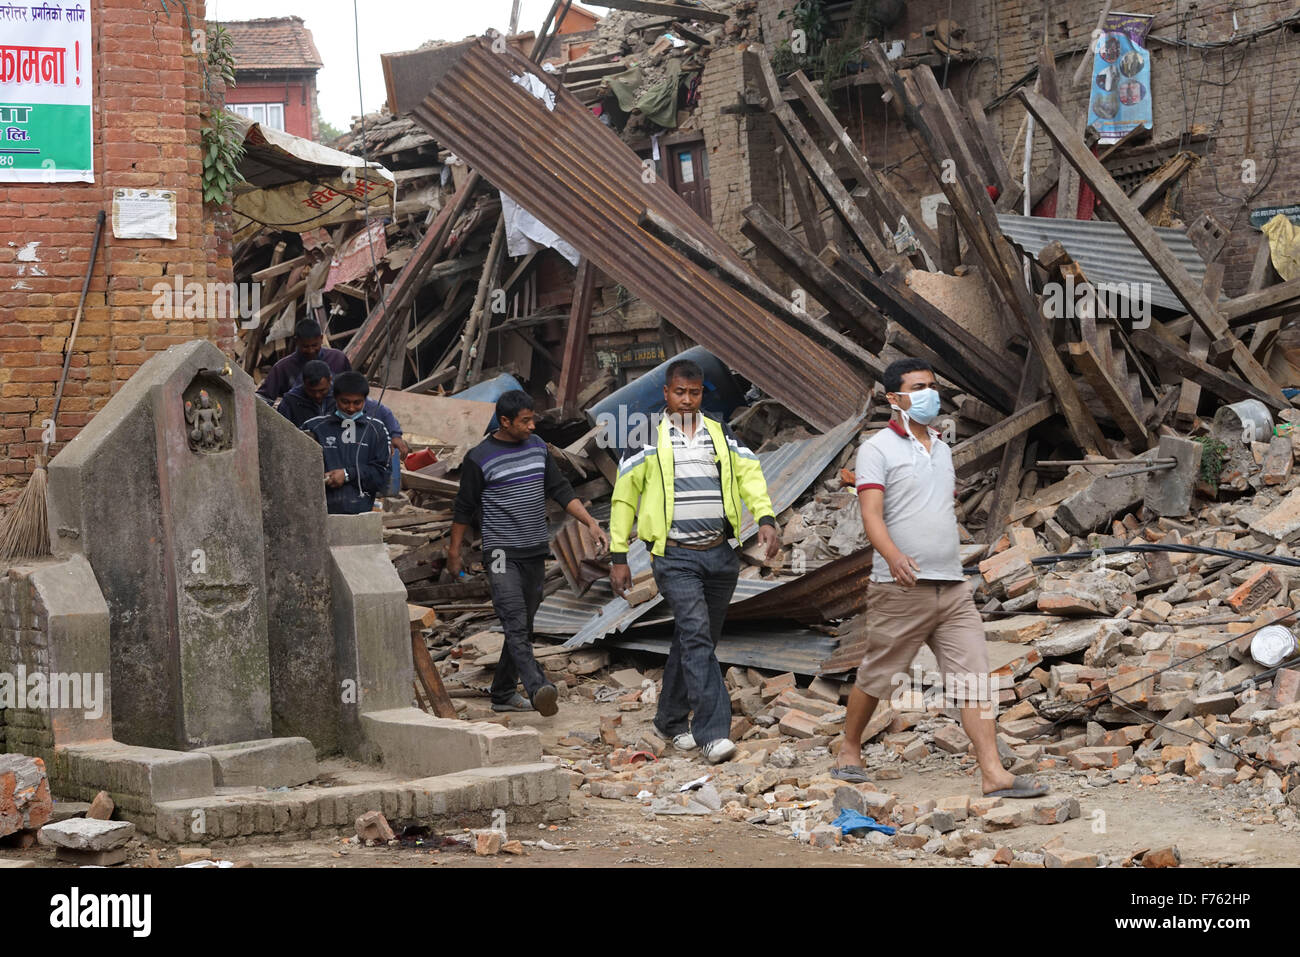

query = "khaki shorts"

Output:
[[854, 579, 993, 706]]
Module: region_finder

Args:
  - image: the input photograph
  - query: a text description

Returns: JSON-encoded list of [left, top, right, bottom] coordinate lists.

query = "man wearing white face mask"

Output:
[[831, 359, 1047, 800]]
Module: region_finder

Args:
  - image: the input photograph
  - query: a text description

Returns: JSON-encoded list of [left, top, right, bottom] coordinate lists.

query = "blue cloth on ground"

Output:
[[831, 809, 896, 836]]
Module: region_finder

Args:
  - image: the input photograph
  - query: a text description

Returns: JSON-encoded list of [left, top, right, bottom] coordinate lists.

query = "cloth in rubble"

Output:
[[831, 809, 897, 836], [607, 59, 683, 129]]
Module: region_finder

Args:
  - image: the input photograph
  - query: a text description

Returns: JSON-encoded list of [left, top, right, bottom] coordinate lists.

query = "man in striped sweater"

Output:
[[449, 391, 607, 716]]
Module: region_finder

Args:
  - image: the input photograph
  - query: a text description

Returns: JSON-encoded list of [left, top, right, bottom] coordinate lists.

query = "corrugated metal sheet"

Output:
[[729, 547, 872, 623], [534, 414, 867, 643], [997, 214, 1210, 312], [608, 627, 842, 677], [410, 38, 872, 432]]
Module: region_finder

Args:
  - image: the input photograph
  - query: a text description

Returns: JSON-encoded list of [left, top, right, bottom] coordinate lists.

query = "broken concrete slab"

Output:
[[39, 816, 135, 851]]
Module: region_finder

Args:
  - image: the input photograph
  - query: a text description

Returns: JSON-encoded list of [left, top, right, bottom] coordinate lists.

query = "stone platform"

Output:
[[149, 761, 570, 844]]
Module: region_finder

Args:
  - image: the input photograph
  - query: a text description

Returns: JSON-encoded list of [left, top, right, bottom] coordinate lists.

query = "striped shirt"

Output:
[[453, 434, 576, 559], [667, 415, 726, 544]]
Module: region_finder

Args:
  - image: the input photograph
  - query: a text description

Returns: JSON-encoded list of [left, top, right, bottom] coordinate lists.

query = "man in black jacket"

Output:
[[302, 371, 392, 515], [280, 360, 410, 460]]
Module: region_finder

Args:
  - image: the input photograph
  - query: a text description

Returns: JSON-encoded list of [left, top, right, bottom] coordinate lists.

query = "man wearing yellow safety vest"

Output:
[[609, 359, 781, 764]]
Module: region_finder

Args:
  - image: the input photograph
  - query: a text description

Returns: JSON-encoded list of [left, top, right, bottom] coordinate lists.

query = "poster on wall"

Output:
[[1087, 12, 1153, 145], [0, 2, 94, 182]]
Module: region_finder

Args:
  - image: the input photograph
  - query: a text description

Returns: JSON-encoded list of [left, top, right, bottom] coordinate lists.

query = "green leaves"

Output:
[[200, 110, 246, 207]]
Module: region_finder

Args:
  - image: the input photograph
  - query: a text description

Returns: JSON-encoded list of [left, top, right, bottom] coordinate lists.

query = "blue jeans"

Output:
[[650, 540, 739, 746]]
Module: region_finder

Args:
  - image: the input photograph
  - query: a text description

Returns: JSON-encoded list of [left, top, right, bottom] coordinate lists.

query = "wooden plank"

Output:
[[1221, 274, 1300, 324], [1245, 233, 1282, 362], [594, 0, 730, 23], [1175, 262, 1223, 429], [1069, 339, 1153, 448], [936, 203, 960, 274], [748, 49, 900, 272], [243, 241, 287, 375], [967, 97, 1015, 196], [1130, 328, 1287, 411], [411, 632, 457, 719], [776, 144, 827, 254], [950, 397, 1056, 473], [785, 70, 939, 264], [1019, 88, 1286, 403], [455, 215, 507, 391], [981, 357, 1044, 542], [1127, 151, 1196, 213], [556, 258, 597, 416], [738, 203, 888, 349]]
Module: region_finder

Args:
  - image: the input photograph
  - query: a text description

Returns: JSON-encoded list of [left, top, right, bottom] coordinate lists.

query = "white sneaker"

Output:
[[702, 738, 737, 764], [671, 733, 698, 751]]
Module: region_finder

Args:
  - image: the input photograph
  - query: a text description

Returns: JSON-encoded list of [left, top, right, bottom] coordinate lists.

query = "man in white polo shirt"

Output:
[[832, 358, 1046, 800]]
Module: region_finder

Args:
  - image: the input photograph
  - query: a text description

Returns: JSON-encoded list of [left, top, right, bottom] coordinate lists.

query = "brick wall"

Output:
[[0, 0, 234, 509], [695, 43, 785, 286]]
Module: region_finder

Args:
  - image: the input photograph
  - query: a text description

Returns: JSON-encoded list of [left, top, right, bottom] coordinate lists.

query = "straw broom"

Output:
[[0, 211, 105, 561]]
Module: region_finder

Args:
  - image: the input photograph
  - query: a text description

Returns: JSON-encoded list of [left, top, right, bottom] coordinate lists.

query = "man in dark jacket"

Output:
[[449, 391, 607, 717], [256, 318, 352, 405], [302, 371, 392, 515], [280, 360, 410, 459]]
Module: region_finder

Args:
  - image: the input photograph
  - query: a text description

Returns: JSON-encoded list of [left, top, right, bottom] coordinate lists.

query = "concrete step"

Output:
[[360, 707, 541, 778], [150, 762, 569, 842], [53, 741, 215, 814], [192, 737, 317, 787]]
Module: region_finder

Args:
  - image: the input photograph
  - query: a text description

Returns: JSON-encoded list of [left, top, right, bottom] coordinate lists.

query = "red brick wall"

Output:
[[226, 75, 316, 140], [0, 0, 235, 508]]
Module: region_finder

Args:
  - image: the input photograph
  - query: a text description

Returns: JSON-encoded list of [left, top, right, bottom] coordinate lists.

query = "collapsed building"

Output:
[[8, 0, 1300, 865]]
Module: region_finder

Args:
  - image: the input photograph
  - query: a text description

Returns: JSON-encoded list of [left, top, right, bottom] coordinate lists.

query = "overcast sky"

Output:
[[207, 1, 612, 131]]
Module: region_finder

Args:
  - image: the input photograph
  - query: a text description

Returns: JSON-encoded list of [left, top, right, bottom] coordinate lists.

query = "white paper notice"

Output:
[[111, 188, 177, 240]]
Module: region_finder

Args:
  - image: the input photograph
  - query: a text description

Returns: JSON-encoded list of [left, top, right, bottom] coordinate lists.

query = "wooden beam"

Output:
[[967, 97, 1015, 197], [936, 203, 960, 274], [1245, 233, 1282, 362], [454, 215, 506, 392], [951, 396, 1056, 473], [1069, 339, 1154, 448], [980, 358, 1044, 542], [739, 203, 888, 349], [1127, 151, 1196, 213], [1175, 262, 1222, 430], [776, 144, 827, 254], [594, 0, 729, 23], [748, 48, 899, 272], [1130, 328, 1287, 412], [1019, 88, 1286, 403], [1221, 274, 1300, 324], [556, 258, 597, 416], [786, 70, 940, 264], [411, 630, 457, 719]]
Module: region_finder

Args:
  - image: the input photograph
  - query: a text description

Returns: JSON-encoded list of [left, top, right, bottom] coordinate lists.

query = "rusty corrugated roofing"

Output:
[[409, 38, 872, 433]]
